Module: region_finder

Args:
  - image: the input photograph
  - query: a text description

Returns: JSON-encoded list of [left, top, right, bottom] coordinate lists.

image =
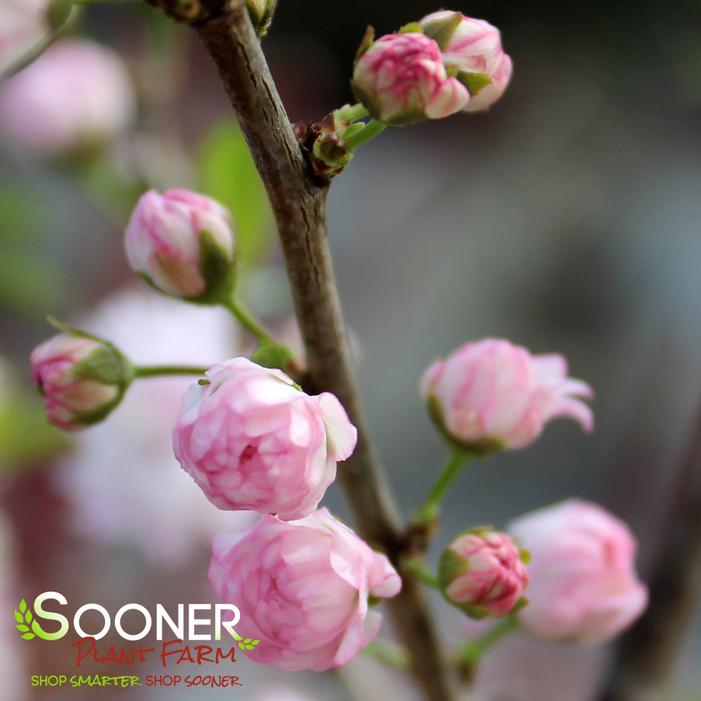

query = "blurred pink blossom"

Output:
[[0, 513, 27, 701], [508, 500, 648, 643], [421, 11, 512, 112], [421, 338, 593, 452], [54, 288, 247, 566], [352, 33, 469, 126], [0, 39, 134, 156], [173, 357, 357, 520], [0, 0, 48, 74], [208, 508, 401, 671], [440, 529, 528, 618], [125, 189, 235, 300]]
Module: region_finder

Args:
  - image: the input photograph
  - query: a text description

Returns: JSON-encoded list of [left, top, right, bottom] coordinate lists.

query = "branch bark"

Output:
[[150, 2, 456, 699], [601, 400, 701, 701]]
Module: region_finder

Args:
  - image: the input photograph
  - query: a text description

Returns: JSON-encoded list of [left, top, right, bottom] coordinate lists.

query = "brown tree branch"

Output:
[[601, 400, 701, 701], [147, 2, 456, 699]]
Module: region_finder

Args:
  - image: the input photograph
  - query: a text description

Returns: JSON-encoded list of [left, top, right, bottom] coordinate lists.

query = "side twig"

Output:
[[147, 2, 456, 699], [601, 399, 701, 701]]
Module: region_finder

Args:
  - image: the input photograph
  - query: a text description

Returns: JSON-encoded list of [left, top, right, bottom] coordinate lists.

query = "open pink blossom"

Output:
[[421, 338, 593, 452], [439, 529, 528, 619], [509, 500, 648, 643], [352, 32, 469, 126], [208, 508, 401, 671], [31, 333, 130, 431], [173, 358, 357, 520], [421, 11, 512, 112], [0, 39, 134, 156], [125, 188, 236, 300]]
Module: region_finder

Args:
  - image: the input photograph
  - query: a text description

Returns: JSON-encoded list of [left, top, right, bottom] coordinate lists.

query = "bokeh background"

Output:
[[1, 1, 700, 700]]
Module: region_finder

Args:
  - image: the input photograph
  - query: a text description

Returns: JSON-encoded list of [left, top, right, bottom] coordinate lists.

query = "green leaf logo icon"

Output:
[[14, 599, 35, 640], [229, 628, 261, 652]]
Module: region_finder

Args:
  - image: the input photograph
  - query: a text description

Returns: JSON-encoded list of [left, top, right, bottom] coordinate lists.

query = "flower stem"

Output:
[[363, 639, 410, 670], [223, 298, 278, 347], [343, 119, 387, 151], [133, 365, 207, 378], [403, 558, 440, 590], [460, 616, 519, 667], [412, 450, 470, 527]]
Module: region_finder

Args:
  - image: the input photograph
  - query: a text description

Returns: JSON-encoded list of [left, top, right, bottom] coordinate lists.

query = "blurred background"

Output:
[[1, 0, 700, 699]]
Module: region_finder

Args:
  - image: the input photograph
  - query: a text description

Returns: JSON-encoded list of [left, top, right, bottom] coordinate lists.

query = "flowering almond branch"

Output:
[[145, 1, 455, 699]]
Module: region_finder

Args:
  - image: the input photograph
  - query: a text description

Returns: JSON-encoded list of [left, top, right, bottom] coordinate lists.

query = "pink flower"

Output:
[[0, 39, 134, 156], [508, 500, 648, 643], [31, 333, 131, 431], [125, 188, 236, 300], [0, 0, 48, 75], [352, 32, 469, 126], [421, 338, 593, 452], [439, 529, 529, 619], [208, 508, 402, 671], [173, 358, 357, 520], [421, 11, 513, 112]]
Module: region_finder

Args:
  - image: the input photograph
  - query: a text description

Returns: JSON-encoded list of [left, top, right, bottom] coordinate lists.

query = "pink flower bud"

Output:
[[208, 508, 401, 671], [508, 500, 648, 643], [173, 358, 357, 520], [0, 0, 49, 74], [124, 189, 236, 301], [421, 11, 512, 112], [352, 32, 469, 126], [439, 529, 529, 619], [421, 338, 593, 452], [30, 333, 132, 431], [0, 39, 134, 156]]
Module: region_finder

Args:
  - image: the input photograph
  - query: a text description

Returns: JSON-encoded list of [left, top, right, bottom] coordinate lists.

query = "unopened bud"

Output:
[[124, 188, 236, 304], [352, 31, 469, 126], [439, 528, 529, 619], [246, 0, 277, 37], [31, 331, 132, 431]]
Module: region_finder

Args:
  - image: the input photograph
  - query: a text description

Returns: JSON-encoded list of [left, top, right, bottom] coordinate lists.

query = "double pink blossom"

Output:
[[208, 508, 401, 671], [352, 32, 469, 126], [509, 500, 648, 643], [421, 338, 593, 452], [0, 39, 134, 156], [31, 333, 130, 431], [439, 529, 528, 618], [421, 11, 512, 111], [125, 188, 235, 300], [173, 358, 357, 520]]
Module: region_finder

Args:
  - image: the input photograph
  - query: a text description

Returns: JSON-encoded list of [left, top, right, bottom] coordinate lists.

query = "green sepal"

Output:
[[195, 229, 237, 306], [350, 82, 426, 128], [458, 71, 493, 97], [72, 345, 133, 387], [438, 547, 470, 591], [251, 343, 296, 374], [355, 26, 376, 64], [426, 397, 505, 457], [421, 12, 463, 51], [399, 22, 423, 34]]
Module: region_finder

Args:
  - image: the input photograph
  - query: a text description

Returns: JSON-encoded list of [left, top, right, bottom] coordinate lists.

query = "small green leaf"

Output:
[[25, 610, 33, 624], [251, 640, 260, 646], [21, 632, 35, 640], [19, 599, 27, 613], [16, 624, 29, 633], [243, 638, 252, 644], [14, 610, 22, 623]]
